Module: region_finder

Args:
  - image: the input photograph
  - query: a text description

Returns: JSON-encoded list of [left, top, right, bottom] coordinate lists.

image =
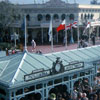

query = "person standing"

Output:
[[31, 39, 36, 52], [91, 32, 95, 45]]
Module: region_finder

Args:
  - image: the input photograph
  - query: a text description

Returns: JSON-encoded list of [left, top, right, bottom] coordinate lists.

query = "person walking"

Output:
[[31, 39, 36, 52]]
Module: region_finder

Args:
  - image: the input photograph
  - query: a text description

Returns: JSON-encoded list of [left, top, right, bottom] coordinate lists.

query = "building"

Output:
[[9, 0, 100, 45], [0, 45, 100, 100]]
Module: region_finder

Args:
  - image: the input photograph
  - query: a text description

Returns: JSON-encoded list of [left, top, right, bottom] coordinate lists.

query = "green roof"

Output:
[[0, 45, 100, 87], [0, 51, 6, 57]]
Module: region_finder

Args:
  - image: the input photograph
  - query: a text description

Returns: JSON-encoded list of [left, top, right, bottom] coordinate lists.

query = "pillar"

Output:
[[41, 28, 44, 44]]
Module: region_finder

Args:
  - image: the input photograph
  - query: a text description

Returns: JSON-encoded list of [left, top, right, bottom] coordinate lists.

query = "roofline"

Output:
[[11, 52, 27, 84], [45, 45, 100, 56], [0, 80, 9, 87]]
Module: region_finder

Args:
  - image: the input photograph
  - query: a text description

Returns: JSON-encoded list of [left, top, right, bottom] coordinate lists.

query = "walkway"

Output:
[[27, 39, 100, 54]]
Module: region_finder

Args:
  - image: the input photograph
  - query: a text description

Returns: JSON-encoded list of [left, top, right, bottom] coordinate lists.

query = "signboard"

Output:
[[24, 69, 51, 82], [65, 62, 84, 71], [24, 61, 84, 82]]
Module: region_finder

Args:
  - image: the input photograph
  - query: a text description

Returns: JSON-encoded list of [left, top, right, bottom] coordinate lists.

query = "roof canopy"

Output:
[[0, 45, 100, 88]]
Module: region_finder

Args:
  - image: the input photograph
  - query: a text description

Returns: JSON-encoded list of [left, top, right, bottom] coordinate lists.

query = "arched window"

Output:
[[37, 14, 43, 21], [81, 14, 83, 19], [26, 14, 30, 21], [53, 14, 59, 20], [46, 14, 51, 21], [61, 14, 66, 20], [69, 14, 74, 20], [91, 14, 94, 19], [87, 14, 90, 19], [84, 14, 87, 19]]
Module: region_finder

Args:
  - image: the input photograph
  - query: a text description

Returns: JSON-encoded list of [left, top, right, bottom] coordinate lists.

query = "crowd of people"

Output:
[[78, 32, 96, 48], [48, 77, 100, 100]]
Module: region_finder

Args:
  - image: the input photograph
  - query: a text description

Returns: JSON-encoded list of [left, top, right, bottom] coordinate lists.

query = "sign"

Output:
[[65, 62, 84, 71], [24, 69, 51, 82], [24, 61, 84, 82]]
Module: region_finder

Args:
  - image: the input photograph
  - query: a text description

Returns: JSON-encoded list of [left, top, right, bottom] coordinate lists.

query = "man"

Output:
[[31, 39, 36, 52], [91, 32, 95, 45]]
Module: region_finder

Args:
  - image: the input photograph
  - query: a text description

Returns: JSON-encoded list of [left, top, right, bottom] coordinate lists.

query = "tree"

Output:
[[0, 0, 20, 33]]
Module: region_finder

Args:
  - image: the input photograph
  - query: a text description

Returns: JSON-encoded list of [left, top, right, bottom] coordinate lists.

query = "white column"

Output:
[[25, 15, 27, 51], [14, 32, 16, 48], [51, 16, 53, 52], [97, 26, 99, 39], [77, 21, 80, 47], [89, 25, 91, 46], [65, 16, 67, 50]]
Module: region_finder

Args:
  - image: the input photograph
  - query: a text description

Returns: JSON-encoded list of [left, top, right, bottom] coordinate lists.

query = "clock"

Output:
[[55, 63, 61, 72]]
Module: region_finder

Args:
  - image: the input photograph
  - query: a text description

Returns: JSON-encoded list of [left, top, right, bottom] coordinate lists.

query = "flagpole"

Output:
[[65, 17, 67, 50], [25, 15, 27, 51], [51, 17, 53, 52], [14, 32, 16, 48], [77, 20, 80, 47], [89, 23, 91, 46]]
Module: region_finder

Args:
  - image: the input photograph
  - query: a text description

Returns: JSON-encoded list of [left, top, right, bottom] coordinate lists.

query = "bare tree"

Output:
[[0, 0, 20, 33]]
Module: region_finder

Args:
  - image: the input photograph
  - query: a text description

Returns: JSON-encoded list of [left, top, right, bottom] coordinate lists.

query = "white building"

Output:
[[10, 0, 100, 45]]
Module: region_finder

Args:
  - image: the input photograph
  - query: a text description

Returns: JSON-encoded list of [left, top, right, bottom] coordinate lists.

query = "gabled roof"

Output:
[[0, 45, 100, 88]]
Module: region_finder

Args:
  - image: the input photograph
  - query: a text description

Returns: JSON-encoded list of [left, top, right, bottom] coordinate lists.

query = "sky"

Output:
[[7, 0, 91, 5]]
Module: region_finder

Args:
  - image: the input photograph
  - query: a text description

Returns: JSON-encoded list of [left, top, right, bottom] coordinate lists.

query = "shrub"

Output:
[[0, 42, 13, 50]]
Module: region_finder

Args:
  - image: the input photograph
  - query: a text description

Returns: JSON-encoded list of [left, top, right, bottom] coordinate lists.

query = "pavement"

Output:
[[27, 39, 100, 54]]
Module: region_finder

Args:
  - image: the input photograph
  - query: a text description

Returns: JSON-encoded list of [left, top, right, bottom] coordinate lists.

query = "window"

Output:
[[61, 14, 66, 20], [69, 14, 74, 20], [87, 14, 90, 19], [26, 14, 30, 21], [84, 14, 87, 19], [91, 14, 94, 19], [46, 14, 51, 21], [81, 14, 83, 19], [53, 14, 59, 20], [37, 14, 43, 21]]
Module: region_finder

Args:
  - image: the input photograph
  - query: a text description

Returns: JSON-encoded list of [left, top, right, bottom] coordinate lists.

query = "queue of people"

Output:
[[78, 39, 88, 48], [78, 31, 96, 48], [48, 76, 100, 100]]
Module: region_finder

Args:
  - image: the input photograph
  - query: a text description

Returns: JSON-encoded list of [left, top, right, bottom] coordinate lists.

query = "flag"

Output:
[[83, 22, 91, 34], [56, 20, 65, 32], [86, 22, 90, 29], [72, 21, 77, 28], [66, 23, 72, 30], [48, 18, 52, 42]]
